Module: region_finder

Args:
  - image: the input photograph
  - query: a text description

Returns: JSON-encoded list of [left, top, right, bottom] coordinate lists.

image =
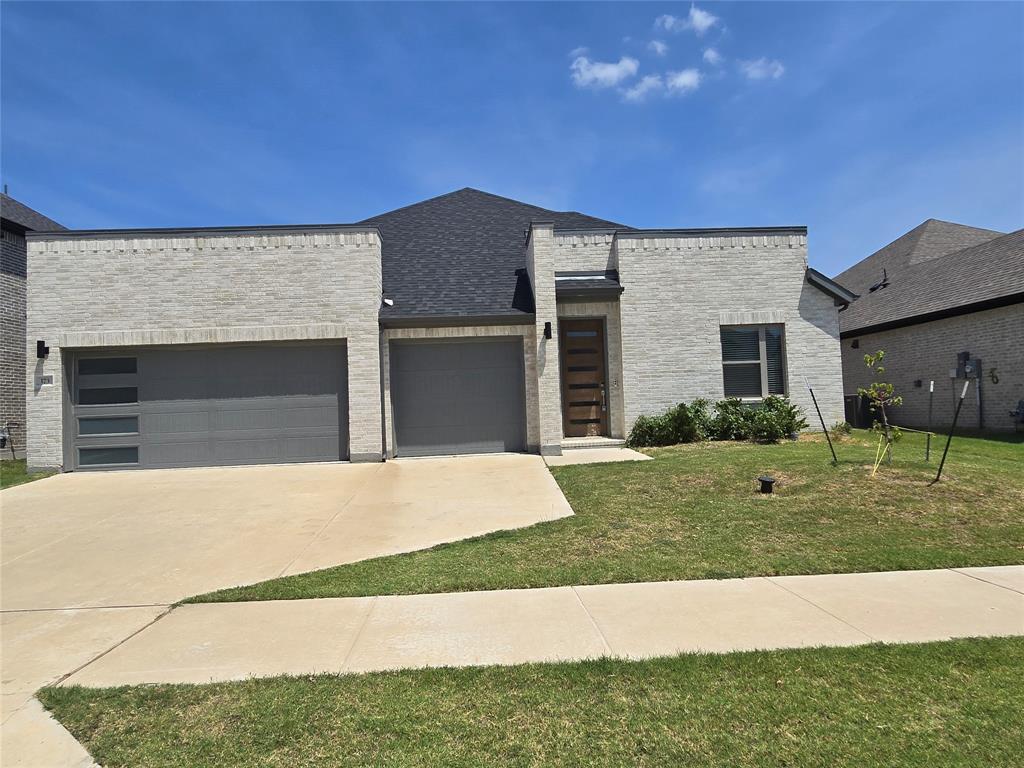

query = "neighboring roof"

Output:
[[0, 193, 66, 232], [836, 222, 1024, 336], [360, 188, 628, 320], [555, 270, 624, 300], [805, 267, 857, 306], [835, 219, 1002, 301]]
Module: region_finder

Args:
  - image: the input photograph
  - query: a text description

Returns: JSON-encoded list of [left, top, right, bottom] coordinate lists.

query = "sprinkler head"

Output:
[[758, 476, 776, 494]]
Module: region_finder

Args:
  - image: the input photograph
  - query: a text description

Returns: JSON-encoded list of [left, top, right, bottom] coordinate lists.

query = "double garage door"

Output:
[[389, 338, 527, 457], [70, 343, 347, 470], [69, 338, 527, 469]]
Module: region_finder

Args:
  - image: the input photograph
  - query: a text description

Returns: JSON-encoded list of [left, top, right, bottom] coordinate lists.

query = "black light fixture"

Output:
[[543, 322, 552, 339], [36, 340, 49, 359]]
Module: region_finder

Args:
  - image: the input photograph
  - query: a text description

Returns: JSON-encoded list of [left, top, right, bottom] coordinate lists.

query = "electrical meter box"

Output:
[[963, 358, 982, 378]]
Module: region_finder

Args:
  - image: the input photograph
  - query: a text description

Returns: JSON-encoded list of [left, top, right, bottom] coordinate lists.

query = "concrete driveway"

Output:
[[0, 454, 572, 766]]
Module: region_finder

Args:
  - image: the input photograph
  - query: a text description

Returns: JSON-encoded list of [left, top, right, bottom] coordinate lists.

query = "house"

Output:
[[836, 219, 1024, 433], [1, 193, 65, 457], [24, 188, 852, 471]]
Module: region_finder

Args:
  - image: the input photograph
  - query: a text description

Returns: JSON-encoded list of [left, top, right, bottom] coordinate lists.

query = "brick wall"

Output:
[[613, 232, 845, 432], [841, 303, 1024, 432], [1, 227, 27, 455], [553, 232, 618, 273], [25, 228, 384, 470], [526, 224, 563, 454]]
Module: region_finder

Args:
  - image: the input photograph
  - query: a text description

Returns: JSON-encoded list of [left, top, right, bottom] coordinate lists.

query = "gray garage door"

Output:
[[70, 343, 347, 470], [390, 338, 526, 457]]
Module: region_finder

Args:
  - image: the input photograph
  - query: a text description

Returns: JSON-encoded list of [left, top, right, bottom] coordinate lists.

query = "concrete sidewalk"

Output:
[[63, 566, 1023, 688]]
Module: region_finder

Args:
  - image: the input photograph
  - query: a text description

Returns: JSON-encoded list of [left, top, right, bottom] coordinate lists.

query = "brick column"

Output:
[[526, 222, 562, 455]]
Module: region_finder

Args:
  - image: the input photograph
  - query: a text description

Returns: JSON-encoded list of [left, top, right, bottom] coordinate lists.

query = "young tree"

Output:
[[859, 350, 903, 464]]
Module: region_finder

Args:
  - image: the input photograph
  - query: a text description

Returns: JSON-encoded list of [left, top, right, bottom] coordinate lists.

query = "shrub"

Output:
[[710, 398, 754, 440], [688, 398, 713, 440], [830, 421, 852, 441], [759, 395, 809, 436], [627, 396, 808, 447], [665, 402, 700, 444], [626, 414, 675, 447], [627, 402, 702, 447], [750, 408, 788, 443]]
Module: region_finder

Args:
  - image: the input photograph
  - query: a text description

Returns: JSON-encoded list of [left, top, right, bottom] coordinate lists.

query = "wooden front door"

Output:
[[560, 319, 608, 437]]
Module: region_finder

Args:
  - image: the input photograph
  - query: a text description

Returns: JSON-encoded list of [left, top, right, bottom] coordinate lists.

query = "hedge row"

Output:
[[626, 396, 809, 448]]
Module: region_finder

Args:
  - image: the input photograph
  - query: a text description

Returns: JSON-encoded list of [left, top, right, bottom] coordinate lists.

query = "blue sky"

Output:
[[2, 1, 1022, 275]]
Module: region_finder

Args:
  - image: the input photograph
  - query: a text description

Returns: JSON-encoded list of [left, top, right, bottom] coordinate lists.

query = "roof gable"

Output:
[[838, 225, 1024, 335], [835, 219, 1002, 298], [360, 188, 627, 319]]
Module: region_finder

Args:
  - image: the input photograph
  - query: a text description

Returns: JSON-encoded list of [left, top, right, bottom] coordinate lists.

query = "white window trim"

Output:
[[720, 324, 787, 399]]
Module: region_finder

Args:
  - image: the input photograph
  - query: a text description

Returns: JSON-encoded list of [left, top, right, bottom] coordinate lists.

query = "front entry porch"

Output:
[[555, 300, 627, 443]]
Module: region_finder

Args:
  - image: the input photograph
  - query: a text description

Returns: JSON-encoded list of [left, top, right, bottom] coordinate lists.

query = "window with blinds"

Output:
[[720, 325, 787, 398]]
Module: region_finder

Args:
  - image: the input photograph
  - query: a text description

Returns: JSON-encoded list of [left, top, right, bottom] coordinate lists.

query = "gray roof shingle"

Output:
[[0, 193, 66, 232], [835, 220, 1023, 335], [360, 188, 628, 320]]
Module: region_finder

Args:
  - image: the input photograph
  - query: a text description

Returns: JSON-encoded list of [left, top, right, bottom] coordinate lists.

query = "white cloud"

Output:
[[703, 47, 723, 66], [623, 74, 664, 102], [570, 55, 639, 88], [569, 46, 588, 58], [666, 68, 702, 94], [647, 40, 669, 56], [739, 58, 785, 80], [656, 5, 720, 36]]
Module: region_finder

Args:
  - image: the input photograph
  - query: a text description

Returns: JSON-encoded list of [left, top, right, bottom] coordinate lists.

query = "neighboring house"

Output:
[[836, 219, 1024, 433], [1, 193, 65, 457], [24, 188, 852, 472]]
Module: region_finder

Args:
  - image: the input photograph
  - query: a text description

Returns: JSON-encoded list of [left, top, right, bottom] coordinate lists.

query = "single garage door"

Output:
[[70, 343, 347, 470], [390, 338, 526, 457]]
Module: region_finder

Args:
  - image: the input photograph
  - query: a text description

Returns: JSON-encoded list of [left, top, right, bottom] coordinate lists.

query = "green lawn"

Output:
[[40, 637, 1024, 768], [0, 458, 55, 489], [192, 430, 1024, 603]]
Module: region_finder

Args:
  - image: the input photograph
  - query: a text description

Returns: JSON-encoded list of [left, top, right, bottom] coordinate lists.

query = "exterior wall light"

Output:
[[544, 322, 552, 339], [36, 340, 49, 359]]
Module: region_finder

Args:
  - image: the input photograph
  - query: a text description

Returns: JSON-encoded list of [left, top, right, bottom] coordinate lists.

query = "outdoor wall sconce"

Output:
[[544, 322, 552, 339], [36, 340, 49, 359]]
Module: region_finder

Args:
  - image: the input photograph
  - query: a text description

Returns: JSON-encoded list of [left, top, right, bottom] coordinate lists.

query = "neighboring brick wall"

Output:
[[614, 232, 845, 432], [1, 227, 27, 454], [26, 229, 383, 469], [380, 324, 539, 457], [841, 303, 1024, 432], [557, 300, 626, 439]]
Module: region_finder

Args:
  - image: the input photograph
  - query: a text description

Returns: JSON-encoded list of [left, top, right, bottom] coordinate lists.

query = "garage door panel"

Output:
[[72, 343, 348, 470], [143, 442, 212, 467], [144, 410, 211, 435], [390, 339, 526, 457]]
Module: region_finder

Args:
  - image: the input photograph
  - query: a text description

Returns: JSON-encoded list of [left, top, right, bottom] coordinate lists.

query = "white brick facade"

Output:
[[26, 219, 848, 470], [552, 230, 846, 433], [526, 223, 564, 454], [26, 228, 383, 469], [841, 303, 1024, 432]]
